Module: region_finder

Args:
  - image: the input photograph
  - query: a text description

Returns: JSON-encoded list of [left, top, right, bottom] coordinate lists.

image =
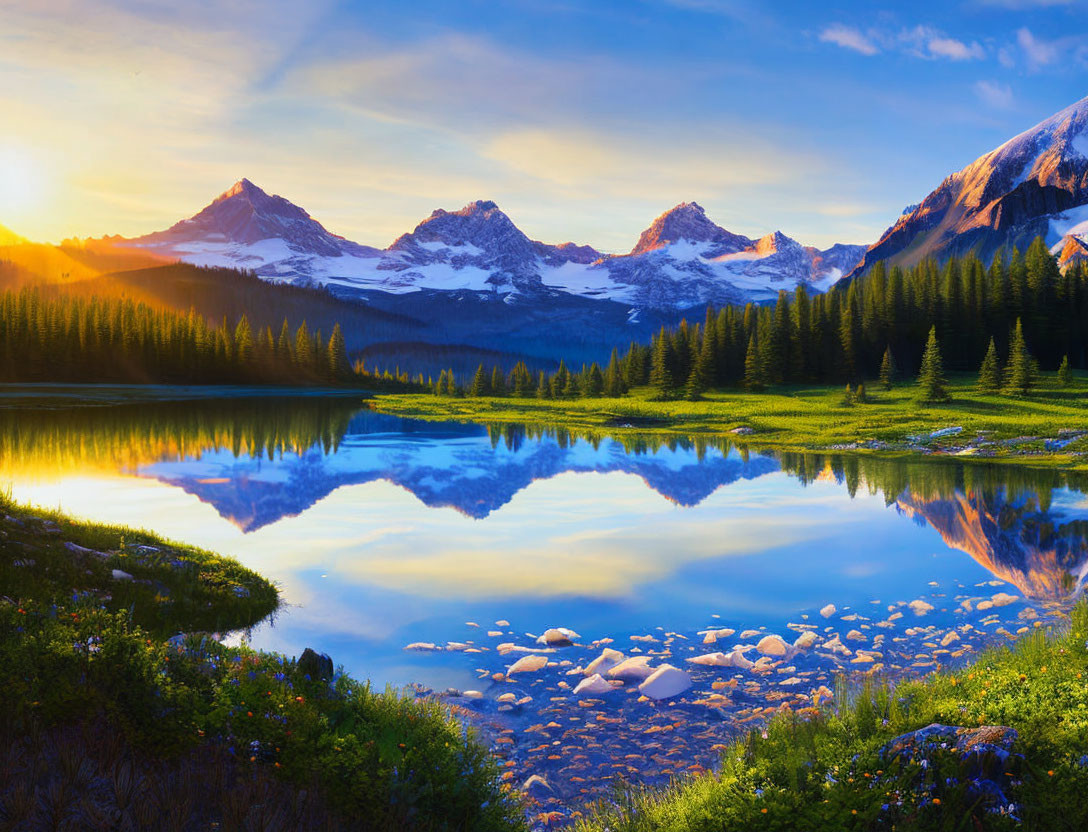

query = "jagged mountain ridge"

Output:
[[121, 184, 865, 309], [848, 95, 1088, 278]]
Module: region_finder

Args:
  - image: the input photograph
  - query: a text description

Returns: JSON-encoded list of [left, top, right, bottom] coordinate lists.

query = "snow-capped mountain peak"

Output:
[[848, 94, 1088, 279], [755, 230, 800, 256], [631, 201, 752, 256], [118, 184, 867, 310]]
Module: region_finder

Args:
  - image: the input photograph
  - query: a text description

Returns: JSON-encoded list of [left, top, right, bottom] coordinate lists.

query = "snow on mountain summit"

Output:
[[120, 183, 866, 309], [630, 202, 753, 256], [849, 95, 1088, 278]]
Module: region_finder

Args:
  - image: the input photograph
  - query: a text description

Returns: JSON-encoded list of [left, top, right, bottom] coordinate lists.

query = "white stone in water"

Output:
[[687, 652, 732, 666], [793, 631, 819, 650], [940, 631, 960, 647], [740, 629, 761, 640], [522, 774, 553, 796], [822, 636, 851, 656], [812, 685, 834, 705], [496, 692, 517, 703], [699, 627, 736, 644], [991, 592, 1019, 607], [756, 635, 790, 657], [573, 674, 614, 696], [729, 648, 755, 670], [607, 656, 655, 681], [537, 627, 580, 646], [909, 600, 935, 616], [497, 643, 552, 656], [495, 619, 510, 627], [462, 690, 484, 699], [845, 630, 866, 642], [507, 655, 548, 675], [446, 642, 470, 651], [820, 604, 837, 618], [404, 642, 440, 651], [586, 648, 625, 676], [638, 665, 692, 700]]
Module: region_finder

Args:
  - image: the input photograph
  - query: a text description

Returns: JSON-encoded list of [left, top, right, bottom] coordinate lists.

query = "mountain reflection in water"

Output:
[[3, 392, 1088, 604]]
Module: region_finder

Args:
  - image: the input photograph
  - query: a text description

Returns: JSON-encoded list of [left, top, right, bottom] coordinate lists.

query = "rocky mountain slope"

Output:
[[122, 184, 864, 310], [849, 94, 1088, 277]]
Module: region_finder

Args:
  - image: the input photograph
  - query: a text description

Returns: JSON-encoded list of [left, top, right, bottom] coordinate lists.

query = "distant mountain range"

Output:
[[848, 94, 1088, 278], [5, 95, 1088, 366], [119, 182, 865, 310]]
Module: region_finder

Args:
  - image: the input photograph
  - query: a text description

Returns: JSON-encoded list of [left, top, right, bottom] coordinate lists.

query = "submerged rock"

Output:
[[507, 655, 549, 675], [608, 656, 655, 681], [585, 647, 625, 675], [793, 630, 819, 650], [573, 674, 615, 696], [537, 627, 580, 647], [756, 634, 791, 657], [638, 665, 692, 700]]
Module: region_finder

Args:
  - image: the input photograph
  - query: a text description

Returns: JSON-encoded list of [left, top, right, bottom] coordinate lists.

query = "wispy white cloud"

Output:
[[974, 80, 1015, 109], [927, 36, 986, 61], [819, 22, 985, 61], [1017, 27, 1061, 69], [819, 24, 879, 56]]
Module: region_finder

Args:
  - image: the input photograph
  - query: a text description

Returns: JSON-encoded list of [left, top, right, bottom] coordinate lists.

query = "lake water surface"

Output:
[[5, 387, 1087, 817]]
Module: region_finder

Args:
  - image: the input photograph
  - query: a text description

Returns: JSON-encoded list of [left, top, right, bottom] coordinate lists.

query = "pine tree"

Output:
[[685, 327, 714, 400], [743, 334, 764, 391], [976, 337, 1002, 394], [583, 363, 604, 397], [916, 326, 950, 403], [233, 315, 254, 369], [469, 363, 490, 397], [1003, 318, 1035, 396], [536, 370, 550, 399], [327, 323, 348, 380], [490, 365, 506, 396], [649, 328, 677, 399], [878, 346, 897, 390], [1058, 354, 1074, 387], [603, 348, 626, 397], [293, 321, 312, 372]]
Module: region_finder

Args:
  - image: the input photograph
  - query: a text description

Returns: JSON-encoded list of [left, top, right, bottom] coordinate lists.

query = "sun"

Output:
[[0, 144, 46, 224]]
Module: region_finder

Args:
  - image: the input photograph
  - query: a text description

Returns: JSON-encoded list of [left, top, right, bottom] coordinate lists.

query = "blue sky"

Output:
[[0, 0, 1085, 249]]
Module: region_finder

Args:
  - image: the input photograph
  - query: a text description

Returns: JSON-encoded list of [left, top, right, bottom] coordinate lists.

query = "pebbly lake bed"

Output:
[[3, 386, 1086, 824]]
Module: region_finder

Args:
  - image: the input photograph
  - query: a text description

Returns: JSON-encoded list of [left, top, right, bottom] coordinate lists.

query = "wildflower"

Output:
[[933, 798, 941, 806]]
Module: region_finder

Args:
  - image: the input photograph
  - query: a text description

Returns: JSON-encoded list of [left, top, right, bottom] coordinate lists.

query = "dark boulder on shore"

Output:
[[298, 648, 334, 681]]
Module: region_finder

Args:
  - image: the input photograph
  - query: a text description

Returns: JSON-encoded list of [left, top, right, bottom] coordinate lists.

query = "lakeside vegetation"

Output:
[[0, 498, 521, 831], [576, 602, 1088, 832], [371, 371, 1088, 467]]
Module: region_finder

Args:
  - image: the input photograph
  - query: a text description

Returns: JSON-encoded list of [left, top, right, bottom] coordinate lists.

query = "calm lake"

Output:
[[4, 386, 1087, 812]]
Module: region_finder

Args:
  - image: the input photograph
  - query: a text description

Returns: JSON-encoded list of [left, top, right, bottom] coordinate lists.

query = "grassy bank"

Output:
[[0, 499, 522, 831], [370, 374, 1088, 468], [574, 605, 1088, 832]]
